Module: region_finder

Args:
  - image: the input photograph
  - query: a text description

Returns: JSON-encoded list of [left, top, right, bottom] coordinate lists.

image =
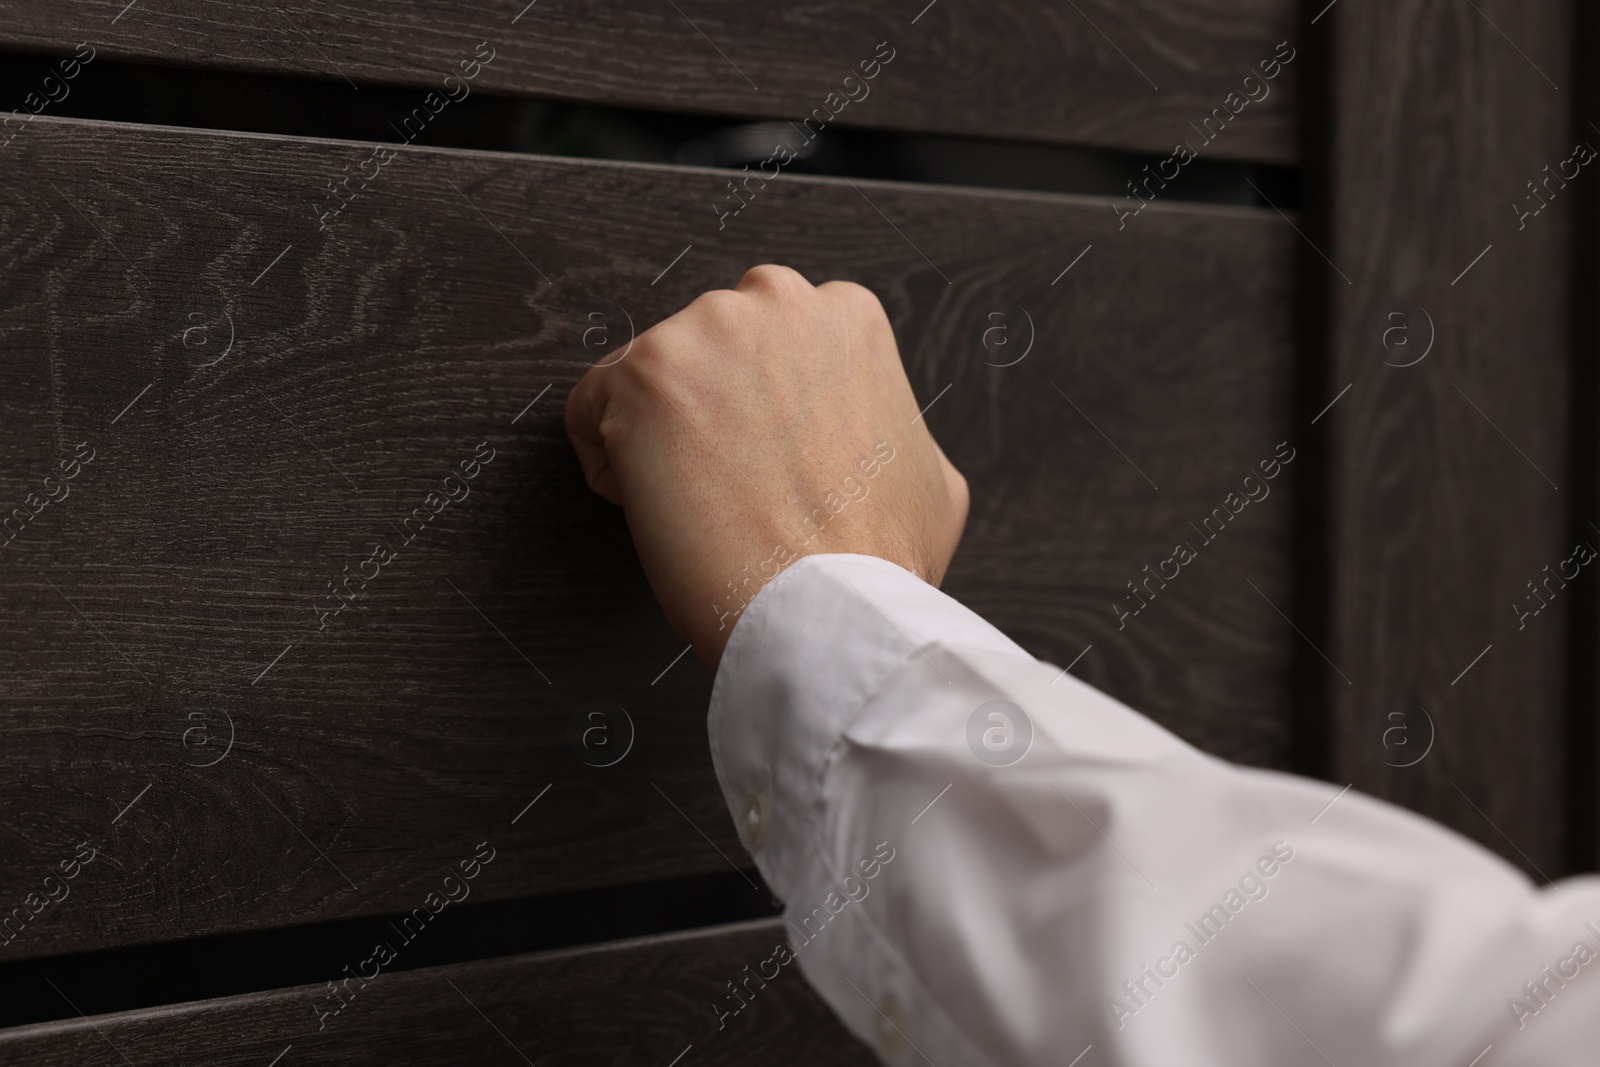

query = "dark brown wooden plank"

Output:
[[0, 114, 1295, 958], [0, 0, 1299, 161], [1583, 0, 1600, 871], [1323, 0, 1576, 876], [0, 918, 878, 1065]]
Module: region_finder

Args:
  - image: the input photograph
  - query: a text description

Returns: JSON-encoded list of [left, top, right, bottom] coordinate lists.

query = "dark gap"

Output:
[[1287, 0, 1335, 782], [0, 49, 1298, 210], [1564, 0, 1599, 876], [0, 868, 778, 1030]]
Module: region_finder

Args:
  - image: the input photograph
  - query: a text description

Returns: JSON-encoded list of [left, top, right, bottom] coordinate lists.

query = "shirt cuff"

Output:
[[706, 552, 1029, 902]]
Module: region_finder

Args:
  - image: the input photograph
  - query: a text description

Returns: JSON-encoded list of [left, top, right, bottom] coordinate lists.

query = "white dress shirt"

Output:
[[707, 554, 1600, 1066]]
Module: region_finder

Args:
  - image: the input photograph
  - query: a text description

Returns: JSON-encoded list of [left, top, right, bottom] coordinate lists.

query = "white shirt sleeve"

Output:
[[706, 554, 1600, 1066]]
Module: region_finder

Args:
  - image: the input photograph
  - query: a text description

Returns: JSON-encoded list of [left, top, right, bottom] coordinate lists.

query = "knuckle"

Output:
[[687, 288, 745, 332], [822, 279, 885, 318], [613, 327, 671, 389], [687, 287, 740, 317], [630, 307, 712, 382], [739, 263, 809, 295]]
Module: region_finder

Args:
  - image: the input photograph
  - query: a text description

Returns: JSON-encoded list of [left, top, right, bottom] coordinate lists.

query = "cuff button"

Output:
[[873, 993, 909, 1058], [740, 791, 770, 850]]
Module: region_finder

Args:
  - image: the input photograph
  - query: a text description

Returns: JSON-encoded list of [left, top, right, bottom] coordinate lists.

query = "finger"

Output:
[[563, 367, 624, 505]]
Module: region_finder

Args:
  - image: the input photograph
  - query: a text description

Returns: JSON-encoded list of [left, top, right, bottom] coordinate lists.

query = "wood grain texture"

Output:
[[0, 0, 1299, 162], [0, 114, 1295, 958], [0, 918, 879, 1065], [1324, 0, 1576, 875]]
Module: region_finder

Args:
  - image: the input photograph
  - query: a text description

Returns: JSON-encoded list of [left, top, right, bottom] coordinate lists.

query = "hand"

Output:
[[565, 264, 969, 668]]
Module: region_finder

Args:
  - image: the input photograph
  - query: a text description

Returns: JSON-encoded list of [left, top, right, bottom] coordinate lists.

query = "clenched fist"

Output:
[[565, 264, 969, 668]]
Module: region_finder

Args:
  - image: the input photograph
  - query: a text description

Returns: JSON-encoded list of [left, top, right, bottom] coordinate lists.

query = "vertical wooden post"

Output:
[[1322, 0, 1576, 877], [1573, 0, 1600, 871]]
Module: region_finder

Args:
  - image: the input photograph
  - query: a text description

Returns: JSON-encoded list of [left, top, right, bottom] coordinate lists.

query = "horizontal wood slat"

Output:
[[0, 0, 1300, 161], [0, 114, 1295, 958], [0, 918, 878, 1065]]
